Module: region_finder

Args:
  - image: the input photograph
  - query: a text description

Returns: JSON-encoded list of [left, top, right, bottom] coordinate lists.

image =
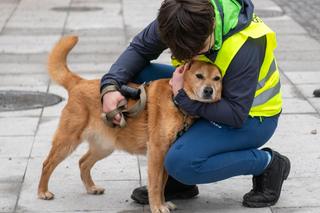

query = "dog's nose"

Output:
[[203, 87, 213, 98]]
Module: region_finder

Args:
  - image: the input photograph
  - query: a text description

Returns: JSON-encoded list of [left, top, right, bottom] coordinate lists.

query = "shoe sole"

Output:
[[243, 155, 291, 208]]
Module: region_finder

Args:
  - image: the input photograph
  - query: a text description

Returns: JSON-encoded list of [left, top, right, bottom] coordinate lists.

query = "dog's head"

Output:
[[183, 61, 222, 103]]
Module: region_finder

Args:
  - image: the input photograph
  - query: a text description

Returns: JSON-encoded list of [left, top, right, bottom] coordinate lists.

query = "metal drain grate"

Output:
[[0, 90, 63, 111], [51, 6, 103, 12], [255, 9, 284, 18]]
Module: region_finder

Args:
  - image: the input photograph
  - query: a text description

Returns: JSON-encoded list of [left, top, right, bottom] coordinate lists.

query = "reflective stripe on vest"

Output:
[[171, 15, 282, 117]]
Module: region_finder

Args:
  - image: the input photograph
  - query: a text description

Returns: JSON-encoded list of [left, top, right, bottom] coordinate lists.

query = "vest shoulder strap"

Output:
[[215, 15, 277, 77]]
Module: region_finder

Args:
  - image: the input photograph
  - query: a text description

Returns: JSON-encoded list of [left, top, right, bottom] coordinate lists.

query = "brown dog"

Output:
[[38, 36, 222, 213]]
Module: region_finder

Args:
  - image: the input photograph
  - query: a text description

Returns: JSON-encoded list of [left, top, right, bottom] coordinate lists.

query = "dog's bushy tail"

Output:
[[48, 36, 83, 91]]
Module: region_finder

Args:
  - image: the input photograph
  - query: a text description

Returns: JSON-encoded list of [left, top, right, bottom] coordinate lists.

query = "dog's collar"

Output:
[[172, 95, 192, 139]]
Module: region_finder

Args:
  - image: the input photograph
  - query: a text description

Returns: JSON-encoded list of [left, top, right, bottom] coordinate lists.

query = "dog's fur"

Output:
[[38, 36, 222, 213]]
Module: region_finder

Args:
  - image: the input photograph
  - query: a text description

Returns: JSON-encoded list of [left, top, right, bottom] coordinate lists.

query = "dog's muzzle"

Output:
[[202, 86, 214, 99]]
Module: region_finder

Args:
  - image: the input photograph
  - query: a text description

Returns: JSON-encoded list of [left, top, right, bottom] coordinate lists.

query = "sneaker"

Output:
[[242, 148, 291, 208]]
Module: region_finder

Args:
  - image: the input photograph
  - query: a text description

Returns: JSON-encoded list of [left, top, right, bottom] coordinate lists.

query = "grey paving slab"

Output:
[[278, 61, 320, 72], [123, 0, 160, 30], [263, 16, 307, 35], [253, 0, 280, 9], [0, 181, 21, 212], [273, 177, 320, 208], [281, 152, 320, 178], [67, 63, 112, 74], [0, 158, 28, 182], [274, 0, 320, 43], [66, 0, 123, 30], [0, 0, 18, 33], [296, 84, 320, 98], [0, 52, 120, 64], [0, 117, 39, 136], [269, 132, 320, 157], [276, 50, 320, 62], [0, 35, 60, 54], [0, 63, 47, 74], [69, 36, 126, 54], [273, 207, 320, 213], [282, 98, 317, 114], [6, 0, 70, 32], [285, 72, 320, 84], [309, 98, 320, 113], [24, 152, 140, 183], [67, 53, 122, 64], [0, 136, 34, 158], [42, 85, 67, 117], [0, 53, 47, 63], [275, 114, 320, 136], [17, 180, 143, 213], [276, 35, 320, 51], [0, 108, 42, 118], [281, 84, 300, 98], [0, 73, 49, 87], [269, 113, 320, 142], [64, 27, 125, 37], [36, 116, 59, 136]]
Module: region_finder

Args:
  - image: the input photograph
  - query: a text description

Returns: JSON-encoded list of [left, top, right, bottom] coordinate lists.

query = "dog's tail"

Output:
[[48, 36, 83, 91]]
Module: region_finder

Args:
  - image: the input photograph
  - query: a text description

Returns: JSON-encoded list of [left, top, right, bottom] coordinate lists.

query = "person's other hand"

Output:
[[169, 63, 190, 96], [102, 91, 125, 125]]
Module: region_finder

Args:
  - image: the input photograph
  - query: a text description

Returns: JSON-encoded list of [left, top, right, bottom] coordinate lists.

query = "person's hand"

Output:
[[169, 63, 190, 96], [102, 91, 125, 125]]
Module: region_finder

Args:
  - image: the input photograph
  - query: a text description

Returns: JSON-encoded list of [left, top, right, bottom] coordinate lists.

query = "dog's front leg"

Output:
[[147, 144, 176, 213]]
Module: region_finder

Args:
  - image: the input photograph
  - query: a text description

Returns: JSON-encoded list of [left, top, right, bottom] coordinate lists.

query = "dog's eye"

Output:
[[213, 76, 221, 81], [196, 73, 204, 79]]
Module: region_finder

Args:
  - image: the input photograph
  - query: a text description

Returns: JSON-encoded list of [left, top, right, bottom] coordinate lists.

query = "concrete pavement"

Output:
[[0, 0, 319, 212]]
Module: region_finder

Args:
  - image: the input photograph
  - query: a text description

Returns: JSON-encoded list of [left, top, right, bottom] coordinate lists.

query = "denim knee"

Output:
[[164, 150, 198, 185]]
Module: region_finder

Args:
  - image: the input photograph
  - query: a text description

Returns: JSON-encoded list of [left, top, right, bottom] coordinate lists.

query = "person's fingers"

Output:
[[184, 62, 191, 71], [169, 79, 172, 86], [113, 118, 120, 125], [177, 66, 184, 74], [115, 113, 121, 121]]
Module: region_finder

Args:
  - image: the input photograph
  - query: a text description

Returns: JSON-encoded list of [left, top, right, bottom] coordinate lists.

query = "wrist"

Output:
[[100, 85, 120, 103]]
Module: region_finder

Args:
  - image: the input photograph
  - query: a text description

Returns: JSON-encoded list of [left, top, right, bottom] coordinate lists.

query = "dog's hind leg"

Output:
[[38, 106, 88, 200], [38, 133, 82, 200], [79, 142, 114, 195]]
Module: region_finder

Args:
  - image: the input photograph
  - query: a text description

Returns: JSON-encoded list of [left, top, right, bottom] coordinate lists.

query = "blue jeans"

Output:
[[133, 63, 279, 185]]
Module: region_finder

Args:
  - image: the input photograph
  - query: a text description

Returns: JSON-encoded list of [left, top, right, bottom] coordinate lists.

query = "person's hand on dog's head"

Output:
[[169, 62, 190, 96]]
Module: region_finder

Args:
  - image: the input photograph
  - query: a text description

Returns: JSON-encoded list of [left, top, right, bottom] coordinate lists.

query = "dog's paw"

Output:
[[38, 191, 54, 200], [87, 185, 105, 195], [151, 204, 172, 213], [165, 201, 176, 210]]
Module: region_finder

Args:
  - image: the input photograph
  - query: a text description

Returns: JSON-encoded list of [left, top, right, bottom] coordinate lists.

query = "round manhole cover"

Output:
[[0, 90, 63, 111], [255, 9, 284, 18], [51, 6, 103, 12]]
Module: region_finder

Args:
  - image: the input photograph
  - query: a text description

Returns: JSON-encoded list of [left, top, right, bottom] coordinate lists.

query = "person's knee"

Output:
[[164, 151, 198, 185]]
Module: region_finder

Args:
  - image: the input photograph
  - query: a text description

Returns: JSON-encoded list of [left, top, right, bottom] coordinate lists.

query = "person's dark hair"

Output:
[[157, 0, 215, 61]]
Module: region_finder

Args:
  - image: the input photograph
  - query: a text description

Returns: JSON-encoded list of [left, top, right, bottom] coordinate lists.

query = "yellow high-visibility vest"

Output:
[[172, 15, 282, 117]]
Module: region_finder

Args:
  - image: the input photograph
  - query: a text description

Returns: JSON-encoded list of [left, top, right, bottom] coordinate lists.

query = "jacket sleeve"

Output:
[[174, 36, 266, 128], [100, 19, 167, 91]]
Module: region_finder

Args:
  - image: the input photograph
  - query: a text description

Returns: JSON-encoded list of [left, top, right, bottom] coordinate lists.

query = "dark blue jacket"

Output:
[[100, 0, 266, 128]]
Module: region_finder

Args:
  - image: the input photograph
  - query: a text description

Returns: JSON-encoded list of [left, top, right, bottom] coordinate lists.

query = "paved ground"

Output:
[[0, 0, 320, 212], [274, 0, 320, 42]]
